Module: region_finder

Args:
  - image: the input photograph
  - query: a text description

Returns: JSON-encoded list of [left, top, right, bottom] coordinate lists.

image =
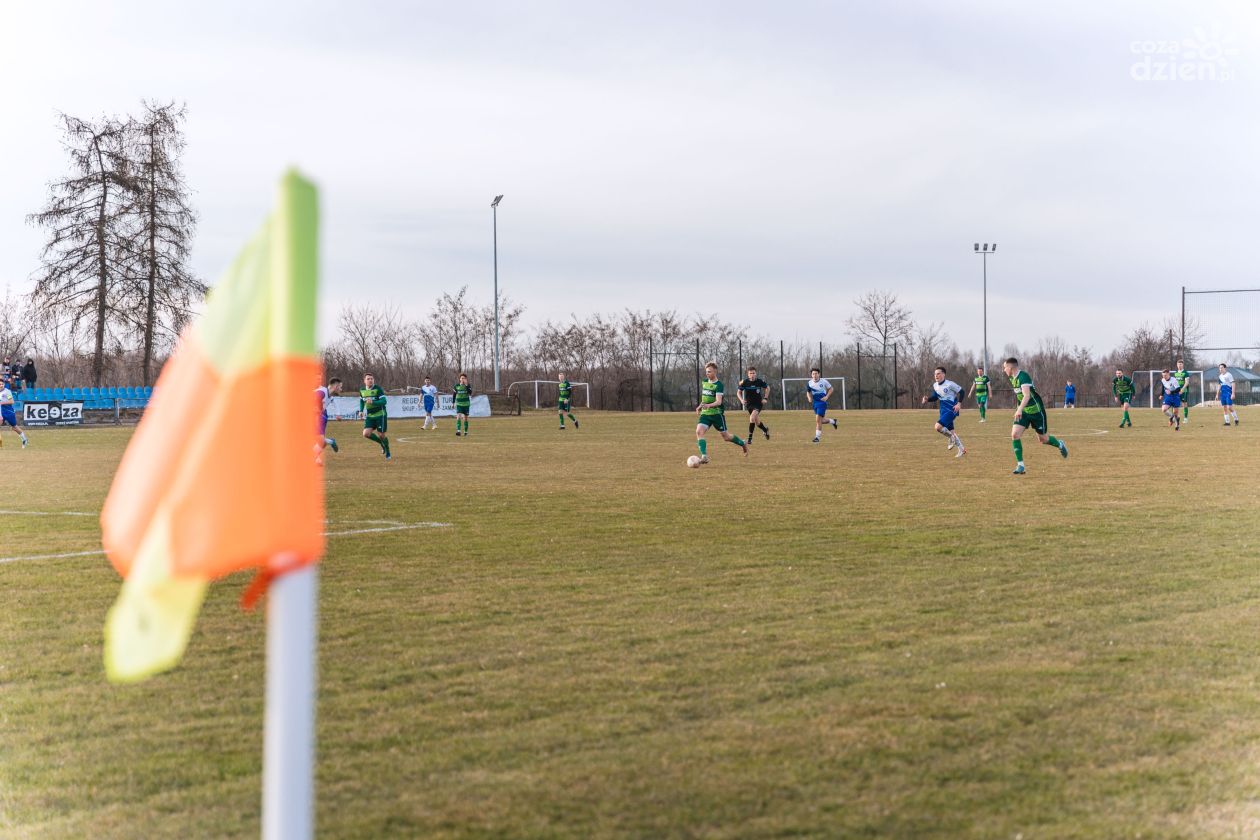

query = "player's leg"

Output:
[[977, 395, 986, 421], [753, 406, 769, 438], [1036, 412, 1067, 457], [695, 420, 710, 462], [748, 407, 757, 440], [1010, 420, 1027, 473], [718, 415, 748, 454]]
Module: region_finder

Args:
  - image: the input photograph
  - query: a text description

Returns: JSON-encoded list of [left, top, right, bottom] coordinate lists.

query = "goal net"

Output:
[[506, 380, 591, 409], [1133, 370, 1204, 409], [781, 377, 847, 411]]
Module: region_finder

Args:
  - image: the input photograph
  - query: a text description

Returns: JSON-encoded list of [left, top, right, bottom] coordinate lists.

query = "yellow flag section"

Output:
[[101, 172, 325, 683]]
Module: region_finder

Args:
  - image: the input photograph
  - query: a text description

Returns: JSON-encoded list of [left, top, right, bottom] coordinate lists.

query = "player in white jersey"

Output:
[[420, 376, 439, 430], [920, 367, 965, 457], [1159, 369, 1182, 431], [314, 377, 343, 464], [0, 380, 29, 448], [1218, 364, 1239, 426], [806, 368, 838, 443]]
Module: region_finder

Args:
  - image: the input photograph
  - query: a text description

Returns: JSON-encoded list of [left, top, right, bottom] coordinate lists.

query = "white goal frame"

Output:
[[781, 377, 847, 411], [1133, 370, 1204, 408], [506, 380, 591, 409]]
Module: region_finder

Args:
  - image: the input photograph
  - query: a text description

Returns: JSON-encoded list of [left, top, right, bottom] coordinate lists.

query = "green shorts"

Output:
[[456, 404, 470, 416], [1013, 409, 1047, 435], [697, 413, 727, 432], [976, 394, 988, 404], [364, 414, 388, 433], [558, 399, 571, 412], [1116, 394, 1134, 405]]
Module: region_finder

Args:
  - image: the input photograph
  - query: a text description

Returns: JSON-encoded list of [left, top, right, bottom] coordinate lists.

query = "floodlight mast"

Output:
[[973, 242, 997, 372], [491, 195, 504, 391]]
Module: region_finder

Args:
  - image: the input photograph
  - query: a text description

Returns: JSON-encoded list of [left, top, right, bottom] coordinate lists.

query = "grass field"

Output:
[[2, 404, 1259, 839]]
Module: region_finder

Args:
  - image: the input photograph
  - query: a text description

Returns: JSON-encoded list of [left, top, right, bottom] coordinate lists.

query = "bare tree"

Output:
[[126, 101, 204, 385], [846, 290, 914, 353], [27, 113, 137, 386]]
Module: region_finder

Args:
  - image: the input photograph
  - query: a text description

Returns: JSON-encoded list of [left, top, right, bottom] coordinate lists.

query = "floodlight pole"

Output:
[[973, 243, 997, 371], [491, 195, 503, 392]]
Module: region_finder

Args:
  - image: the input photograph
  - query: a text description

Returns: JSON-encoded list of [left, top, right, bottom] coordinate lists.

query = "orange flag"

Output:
[[101, 172, 324, 683]]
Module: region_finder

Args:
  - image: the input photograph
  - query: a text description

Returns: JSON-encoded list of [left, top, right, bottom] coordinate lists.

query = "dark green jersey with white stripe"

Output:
[[1010, 370, 1045, 415]]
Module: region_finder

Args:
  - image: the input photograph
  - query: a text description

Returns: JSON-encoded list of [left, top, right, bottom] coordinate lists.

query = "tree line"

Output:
[[9, 105, 1248, 398], [317, 288, 1229, 411]]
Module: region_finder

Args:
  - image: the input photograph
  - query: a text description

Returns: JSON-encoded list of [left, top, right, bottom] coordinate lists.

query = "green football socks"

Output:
[[730, 436, 745, 447], [1012, 439, 1023, 462], [698, 439, 707, 456], [1045, 435, 1061, 448], [1122, 409, 1130, 425]]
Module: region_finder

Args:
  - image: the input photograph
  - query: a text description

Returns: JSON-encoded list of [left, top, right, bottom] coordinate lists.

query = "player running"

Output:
[[1112, 369, 1136, 428], [359, 373, 391, 460], [0, 380, 29, 448], [1172, 359, 1192, 420], [557, 373, 580, 430], [920, 366, 965, 458], [421, 376, 438, 430], [737, 366, 771, 445], [967, 366, 991, 422], [1003, 357, 1068, 475], [1218, 363, 1240, 426], [806, 368, 838, 443], [453, 373, 473, 436], [1063, 379, 1076, 408], [1160, 369, 1182, 431], [694, 362, 748, 463], [314, 377, 342, 463]]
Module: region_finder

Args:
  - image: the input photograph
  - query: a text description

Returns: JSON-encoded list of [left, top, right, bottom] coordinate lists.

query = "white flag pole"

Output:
[[262, 558, 318, 840]]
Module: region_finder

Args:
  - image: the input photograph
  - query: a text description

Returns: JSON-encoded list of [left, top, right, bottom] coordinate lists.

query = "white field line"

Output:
[[0, 549, 104, 565], [0, 522, 452, 565], [0, 509, 96, 517]]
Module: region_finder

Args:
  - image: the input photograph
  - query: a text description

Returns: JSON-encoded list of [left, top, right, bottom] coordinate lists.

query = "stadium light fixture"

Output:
[[973, 241, 997, 372], [492, 195, 504, 391]]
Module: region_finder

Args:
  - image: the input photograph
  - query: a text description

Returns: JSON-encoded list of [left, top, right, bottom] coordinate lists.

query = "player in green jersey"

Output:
[[1112, 369, 1136, 427], [1003, 357, 1067, 475], [452, 373, 473, 437], [1173, 359, 1192, 420], [557, 372, 580, 430], [966, 366, 991, 422], [694, 361, 749, 463], [359, 373, 391, 460]]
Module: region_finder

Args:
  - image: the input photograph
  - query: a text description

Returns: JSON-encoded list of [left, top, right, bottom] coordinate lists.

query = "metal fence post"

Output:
[[893, 343, 899, 409], [856, 342, 862, 410]]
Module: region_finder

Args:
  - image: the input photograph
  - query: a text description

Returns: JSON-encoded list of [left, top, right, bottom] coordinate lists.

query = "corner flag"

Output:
[[101, 171, 324, 683]]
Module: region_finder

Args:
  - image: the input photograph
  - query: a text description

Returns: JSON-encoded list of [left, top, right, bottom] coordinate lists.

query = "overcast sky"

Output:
[[1, 0, 1256, 357]]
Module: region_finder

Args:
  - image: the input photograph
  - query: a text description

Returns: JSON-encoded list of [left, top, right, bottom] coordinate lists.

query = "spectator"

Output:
[[22, 359, 35, 390]]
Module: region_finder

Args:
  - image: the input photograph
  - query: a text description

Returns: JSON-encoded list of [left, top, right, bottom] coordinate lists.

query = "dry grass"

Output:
[[1, 405, 1258, 838]]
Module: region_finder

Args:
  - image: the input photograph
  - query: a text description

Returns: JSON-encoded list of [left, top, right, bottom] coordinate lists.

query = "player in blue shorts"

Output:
[[1218, 363, 1239, 426], [0, 379, 29, 448], [805, 368, 838, 443], [314, 377, 342, 463], [921, 366, 965, 458], [421, 376, 438, 430], [1160, 369, 1182, 431]]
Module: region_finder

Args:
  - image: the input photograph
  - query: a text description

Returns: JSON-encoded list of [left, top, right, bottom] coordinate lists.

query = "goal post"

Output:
[[1133, 370, 1204, 409], [781, 377, 847, 411], [505, 380, 591, 409]]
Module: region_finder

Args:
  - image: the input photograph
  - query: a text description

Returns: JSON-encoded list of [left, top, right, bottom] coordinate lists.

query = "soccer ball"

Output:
[[686, 455, 701, 469]]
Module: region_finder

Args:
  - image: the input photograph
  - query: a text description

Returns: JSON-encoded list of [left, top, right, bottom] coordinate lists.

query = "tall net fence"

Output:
[[1183, 288, 1260, 353]]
